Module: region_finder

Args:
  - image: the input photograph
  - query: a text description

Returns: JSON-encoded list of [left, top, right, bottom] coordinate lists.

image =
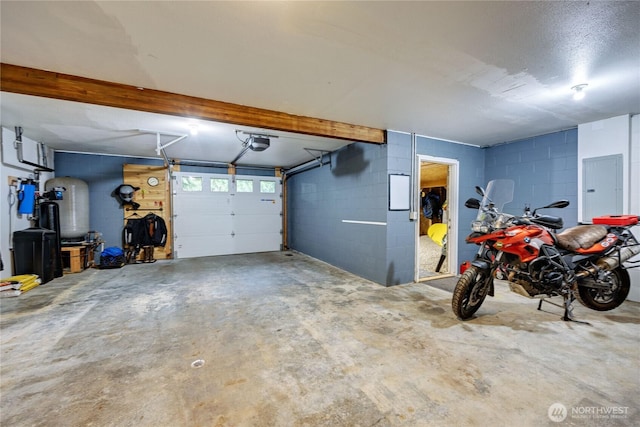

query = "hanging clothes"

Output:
[[123, 217, 146, 249], [422, 190, 442, 220], [143, 213, 167, 247], [124, 214, 167, 248]]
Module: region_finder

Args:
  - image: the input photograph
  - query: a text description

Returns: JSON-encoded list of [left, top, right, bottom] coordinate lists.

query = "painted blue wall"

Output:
[[287, 132, 487, 285], [54, 152, 276, 249], [385, 132, 414, 285], [484, 128, 578, 227], [54, 153, 164, 248], [287, 142, 391, 284]]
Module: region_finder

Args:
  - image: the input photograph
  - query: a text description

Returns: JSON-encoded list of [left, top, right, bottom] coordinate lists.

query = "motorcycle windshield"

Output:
[[477, 179, 514, 220]]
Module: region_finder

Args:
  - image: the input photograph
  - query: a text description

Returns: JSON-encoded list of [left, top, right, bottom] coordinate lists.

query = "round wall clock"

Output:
[[147, 176, 160, 187]]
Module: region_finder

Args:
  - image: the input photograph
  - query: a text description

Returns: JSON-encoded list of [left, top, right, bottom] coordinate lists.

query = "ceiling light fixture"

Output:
[[571, 83, 588, 101], [189, 124, 199, 136]]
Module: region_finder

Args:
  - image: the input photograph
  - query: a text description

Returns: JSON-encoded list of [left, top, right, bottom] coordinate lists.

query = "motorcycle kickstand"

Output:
[[562, 293, 591, 325]]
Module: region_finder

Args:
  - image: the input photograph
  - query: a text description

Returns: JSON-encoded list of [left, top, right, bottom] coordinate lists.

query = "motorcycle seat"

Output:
[[530, 215, 564, 230], [556, 225, 607, 251]]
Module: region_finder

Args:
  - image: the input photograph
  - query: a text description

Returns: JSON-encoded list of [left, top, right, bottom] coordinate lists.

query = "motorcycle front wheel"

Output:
[[452, 265, 492, 320], [575, 266, 630, 311]]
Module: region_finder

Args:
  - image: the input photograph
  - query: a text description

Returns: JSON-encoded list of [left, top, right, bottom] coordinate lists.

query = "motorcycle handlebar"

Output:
[[512, 217, 531, 226]]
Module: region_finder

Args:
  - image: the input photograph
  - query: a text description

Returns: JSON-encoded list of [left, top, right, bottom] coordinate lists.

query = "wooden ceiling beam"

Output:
[[0, 63, 386, 144]]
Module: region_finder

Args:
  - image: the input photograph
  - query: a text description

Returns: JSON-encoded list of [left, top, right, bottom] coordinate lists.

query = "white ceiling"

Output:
[[1, 1, 639, 168], [0, 91, 349, 168]]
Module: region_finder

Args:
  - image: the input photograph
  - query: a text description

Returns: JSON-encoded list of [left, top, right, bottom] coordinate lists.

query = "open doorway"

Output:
[[416, 156, 458, 281]]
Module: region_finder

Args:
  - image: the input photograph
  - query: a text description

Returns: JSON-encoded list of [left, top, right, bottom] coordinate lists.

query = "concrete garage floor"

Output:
[[1, 252, 638, 427]]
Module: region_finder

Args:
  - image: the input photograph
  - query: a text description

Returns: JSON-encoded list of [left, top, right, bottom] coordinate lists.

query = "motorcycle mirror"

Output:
[[532, 199, 570, 215], [465, 198, 481, 209], [544, 200, 570, 209], [475, 186, 485, 197]]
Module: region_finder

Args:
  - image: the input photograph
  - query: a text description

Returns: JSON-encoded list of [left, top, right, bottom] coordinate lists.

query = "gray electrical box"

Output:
[[582, 154, 623, 222]]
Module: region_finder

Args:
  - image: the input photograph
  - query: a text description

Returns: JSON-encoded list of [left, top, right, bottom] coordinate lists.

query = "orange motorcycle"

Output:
[[453, 179, 640, 321]]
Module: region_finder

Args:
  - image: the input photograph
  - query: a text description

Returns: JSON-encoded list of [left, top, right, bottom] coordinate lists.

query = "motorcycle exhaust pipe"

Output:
[[576, 244, 640, 278]]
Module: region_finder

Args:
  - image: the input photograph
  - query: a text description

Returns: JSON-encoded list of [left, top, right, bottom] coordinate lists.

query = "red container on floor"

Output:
[[592, 215, 639, 226]]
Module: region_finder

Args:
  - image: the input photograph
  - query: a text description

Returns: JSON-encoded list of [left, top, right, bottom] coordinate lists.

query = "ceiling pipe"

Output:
[[12, 126, 54, 172]]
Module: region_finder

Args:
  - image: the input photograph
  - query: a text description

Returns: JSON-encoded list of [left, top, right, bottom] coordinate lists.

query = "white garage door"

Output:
[[173, 172, 282, 258]]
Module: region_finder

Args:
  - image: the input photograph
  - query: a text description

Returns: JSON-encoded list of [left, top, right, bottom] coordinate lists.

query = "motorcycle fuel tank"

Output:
[[494, 226, 554, 262]]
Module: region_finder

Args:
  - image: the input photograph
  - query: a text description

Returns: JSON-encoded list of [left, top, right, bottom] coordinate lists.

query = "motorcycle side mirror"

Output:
[[532, 199, 570, 215], [475, 186, 485, 197], [544, 200, 570, 209], [465, 198, 481, 209]]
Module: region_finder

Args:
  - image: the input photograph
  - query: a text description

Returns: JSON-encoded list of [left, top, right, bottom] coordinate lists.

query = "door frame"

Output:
[[415, 155, 459, 282]]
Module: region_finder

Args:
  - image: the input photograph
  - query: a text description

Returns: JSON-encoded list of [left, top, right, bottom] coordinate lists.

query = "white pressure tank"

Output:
[[45, 177, 90, 240]]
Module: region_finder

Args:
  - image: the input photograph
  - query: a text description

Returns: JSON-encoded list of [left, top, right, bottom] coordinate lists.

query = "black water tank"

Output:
[[13, 228, 59, 284]]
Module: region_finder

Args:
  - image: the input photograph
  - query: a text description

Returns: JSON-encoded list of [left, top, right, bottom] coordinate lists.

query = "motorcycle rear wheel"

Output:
[[575, 267, 630, 311], [452, 265, 492, 320]]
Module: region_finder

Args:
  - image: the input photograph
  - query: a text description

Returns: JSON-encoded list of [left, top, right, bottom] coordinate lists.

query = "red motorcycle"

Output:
[[452, 179, 640, 321]]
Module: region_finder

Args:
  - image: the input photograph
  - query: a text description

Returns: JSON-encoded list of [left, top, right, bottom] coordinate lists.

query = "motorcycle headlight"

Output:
[[494, 214, 513, 229], [471, 221, 489, 233]]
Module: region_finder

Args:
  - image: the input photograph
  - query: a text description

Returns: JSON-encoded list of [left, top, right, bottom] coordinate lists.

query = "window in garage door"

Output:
[[173, 172, 282, 258]]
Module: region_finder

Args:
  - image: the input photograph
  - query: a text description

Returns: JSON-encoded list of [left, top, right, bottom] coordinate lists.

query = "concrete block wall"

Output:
[[287, 142, 390, 284], [385, 132, 415, 285], [485, 129, 579, 227], [288, 132, 487, 285]]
